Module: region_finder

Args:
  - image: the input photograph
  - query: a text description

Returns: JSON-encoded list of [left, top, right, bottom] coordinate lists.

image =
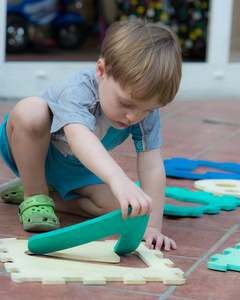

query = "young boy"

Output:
[[0, 19, 182, 251]]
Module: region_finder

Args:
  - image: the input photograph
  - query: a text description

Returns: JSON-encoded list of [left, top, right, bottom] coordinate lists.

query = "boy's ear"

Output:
[[96, 59, 106, 80]]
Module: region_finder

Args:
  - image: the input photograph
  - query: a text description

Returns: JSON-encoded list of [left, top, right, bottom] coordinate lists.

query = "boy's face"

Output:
[[96, 59, 161, 128]]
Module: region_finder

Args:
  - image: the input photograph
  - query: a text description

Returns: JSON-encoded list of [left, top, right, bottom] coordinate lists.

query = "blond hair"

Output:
[[101, 19, 182, 106]]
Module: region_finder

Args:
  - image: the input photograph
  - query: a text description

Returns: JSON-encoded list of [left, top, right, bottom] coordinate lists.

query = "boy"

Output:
[[0, 19, 182, 251]]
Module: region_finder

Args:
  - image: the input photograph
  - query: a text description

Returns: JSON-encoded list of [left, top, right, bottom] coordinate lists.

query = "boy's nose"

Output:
[[126, 108, 145, 124], [126, 110, 144, 124], [126, 111, 139, 124]]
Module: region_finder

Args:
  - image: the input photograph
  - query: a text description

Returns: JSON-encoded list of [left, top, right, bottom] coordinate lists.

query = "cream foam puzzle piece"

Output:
[[207, 243, 240, 272], [194, 179, 240, 198], [0, 238, 185, 285]]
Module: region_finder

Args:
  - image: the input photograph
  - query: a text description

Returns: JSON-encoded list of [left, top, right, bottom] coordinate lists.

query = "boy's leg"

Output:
[[52, 183, 121, 218], [6, 97, 51, 198], [6, 97, 60, 231]]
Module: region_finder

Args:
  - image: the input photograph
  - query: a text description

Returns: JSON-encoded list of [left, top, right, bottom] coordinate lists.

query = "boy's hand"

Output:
[[109, 176, 153, 219], [143, 226, 177, 251]]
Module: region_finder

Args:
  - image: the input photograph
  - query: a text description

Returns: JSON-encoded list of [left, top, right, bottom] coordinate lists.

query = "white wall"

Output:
[[0, 0, 7, 67], [0, 0, 240, 100]]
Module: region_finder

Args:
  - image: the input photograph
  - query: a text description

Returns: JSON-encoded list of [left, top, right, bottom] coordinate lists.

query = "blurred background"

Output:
[[2, 0, 240, 100], [5, 0, 214, 62]]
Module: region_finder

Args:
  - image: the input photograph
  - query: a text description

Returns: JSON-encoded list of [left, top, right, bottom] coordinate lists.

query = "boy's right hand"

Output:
[[64, 124, 152, 219], [109, 175, 153, 219]]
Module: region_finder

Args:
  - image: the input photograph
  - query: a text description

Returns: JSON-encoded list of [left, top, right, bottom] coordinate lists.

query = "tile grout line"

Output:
[[184, 222, 240, 275], [161, 296, 196, 300], [81, 285, 163, 297], [158, 222, 240, 300], [160, 102, 196, 120], [190, 128, 240, 160]]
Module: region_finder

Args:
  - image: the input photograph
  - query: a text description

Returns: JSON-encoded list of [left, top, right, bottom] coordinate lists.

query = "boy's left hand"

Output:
[[143, 226, 177, 251]]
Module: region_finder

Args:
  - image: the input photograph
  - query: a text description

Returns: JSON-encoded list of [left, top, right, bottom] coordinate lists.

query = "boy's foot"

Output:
[[18, 195, 60, 232], [0, 178, 55, 204], [0, 178, 24, 204]]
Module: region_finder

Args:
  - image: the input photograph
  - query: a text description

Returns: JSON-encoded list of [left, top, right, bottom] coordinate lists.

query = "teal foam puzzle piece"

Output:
[[207, 243, 240, 271], [164, 187, 240, 217], [28, 207, 149, 256], [135, 182, 240, 217]]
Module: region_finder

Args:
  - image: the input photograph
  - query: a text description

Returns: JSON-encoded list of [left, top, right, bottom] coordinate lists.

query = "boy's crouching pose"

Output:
[[0, 19, 182, 251]]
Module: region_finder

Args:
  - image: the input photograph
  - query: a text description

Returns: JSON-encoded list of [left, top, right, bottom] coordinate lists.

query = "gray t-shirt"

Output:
[[42, 68, 162, 157]]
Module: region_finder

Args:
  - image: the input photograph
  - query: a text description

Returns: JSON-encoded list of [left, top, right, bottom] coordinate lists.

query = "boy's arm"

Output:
[[64, 123, 152, 219], [137, 148, 177, 251]]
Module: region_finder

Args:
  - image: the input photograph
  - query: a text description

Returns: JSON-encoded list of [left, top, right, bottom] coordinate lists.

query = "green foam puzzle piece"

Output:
[[207, 243, 240, 271], [135, 182, 240, 217], [28, 207, 149, 256]]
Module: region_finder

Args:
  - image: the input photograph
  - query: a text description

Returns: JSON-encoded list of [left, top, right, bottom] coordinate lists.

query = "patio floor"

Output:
[[1, 97, 240, 300]]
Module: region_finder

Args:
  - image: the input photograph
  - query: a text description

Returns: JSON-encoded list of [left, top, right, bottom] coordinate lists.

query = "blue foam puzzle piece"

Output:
[[164, 158, 240, 180], [135, 182, 240, 217], [207, 243, 240, 272]]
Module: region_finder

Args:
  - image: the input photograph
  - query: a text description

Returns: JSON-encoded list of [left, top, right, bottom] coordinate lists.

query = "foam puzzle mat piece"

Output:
[[28, 206, 149, 256], [164, 158, 240, 180], [207, 243, 240, 272], [135, 182, 240, 217], [194, 179, 240, 198], [164, 186, 240, 216], [0, 238, 185, 285]]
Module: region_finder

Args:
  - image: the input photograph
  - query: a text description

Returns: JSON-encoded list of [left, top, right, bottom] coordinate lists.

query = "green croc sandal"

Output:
[[18, 195, 60, 232], [0, 178, 55, 204]]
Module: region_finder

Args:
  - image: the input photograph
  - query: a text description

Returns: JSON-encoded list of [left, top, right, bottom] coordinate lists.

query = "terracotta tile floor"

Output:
[[1, 98, 240, 300]]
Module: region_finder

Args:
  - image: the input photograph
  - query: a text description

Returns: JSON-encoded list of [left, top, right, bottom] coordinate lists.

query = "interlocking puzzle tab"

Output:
[[207, 243, 240, 272]]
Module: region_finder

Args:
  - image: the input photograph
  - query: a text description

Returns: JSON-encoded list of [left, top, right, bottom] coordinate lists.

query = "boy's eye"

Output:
[[120, 100, 133, 108]]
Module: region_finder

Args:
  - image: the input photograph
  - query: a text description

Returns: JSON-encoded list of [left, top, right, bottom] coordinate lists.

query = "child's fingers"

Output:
[[169, 239, 177, 250], [144, 236, 154, 249], [116, 182, 152, 218], [129, 199, 143, 218], [127, 190, 152, 218], [143, 194, 153, 215], [129, 198, 149, 218], [120, 201, 129, 219], [158, 236, 177, 251], [159, 236, 171, 251], [143, 228, 177, 252], [153, 235, 163, 251], [135, 194, 153, 217], [122, 196, 151, 219]]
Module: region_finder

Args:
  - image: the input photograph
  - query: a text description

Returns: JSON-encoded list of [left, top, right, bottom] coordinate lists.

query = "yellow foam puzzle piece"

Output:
[[0, 238, 185, 285], [194, 179, 240, 198]]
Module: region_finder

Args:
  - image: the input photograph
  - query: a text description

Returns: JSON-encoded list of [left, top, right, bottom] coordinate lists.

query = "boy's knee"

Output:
[[10, 97, 51, 136]]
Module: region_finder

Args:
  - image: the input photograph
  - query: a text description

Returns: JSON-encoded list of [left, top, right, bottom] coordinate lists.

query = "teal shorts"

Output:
[[0, 114, 103, 200]]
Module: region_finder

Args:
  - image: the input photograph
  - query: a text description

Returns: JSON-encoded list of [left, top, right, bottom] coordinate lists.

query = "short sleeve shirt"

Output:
[[42, 68, 162, 158]]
